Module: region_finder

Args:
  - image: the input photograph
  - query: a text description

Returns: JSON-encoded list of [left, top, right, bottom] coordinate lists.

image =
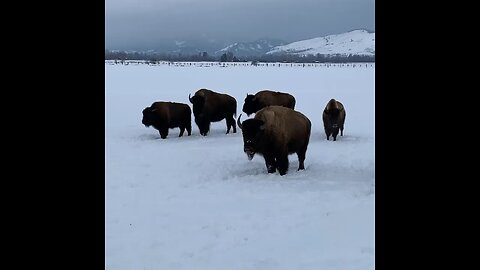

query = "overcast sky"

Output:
[[105, 0, 375, 50]]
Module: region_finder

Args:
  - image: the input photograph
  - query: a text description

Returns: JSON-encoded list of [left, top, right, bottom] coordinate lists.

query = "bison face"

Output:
[[190, 95, 205, 117], [142, 107, 155, 127], [239, 118, 265, 160], [325, 108, 341, 130], [190, 95, 209, 135], [195, 116, 210, 136], [242, 94, 257, 116]]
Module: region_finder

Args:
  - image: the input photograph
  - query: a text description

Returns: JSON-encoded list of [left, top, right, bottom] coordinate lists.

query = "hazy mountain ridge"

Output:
[[106, 30, 375, 57], [214, 39, 286, 57]]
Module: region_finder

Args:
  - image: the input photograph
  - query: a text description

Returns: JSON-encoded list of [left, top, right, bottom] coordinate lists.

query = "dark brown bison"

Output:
[[237, 105, 311, 176], [188, 89, 237, 136], [322, 99, 346, 141], [242, 90, 296, 116], [142, 101, 192, 139]]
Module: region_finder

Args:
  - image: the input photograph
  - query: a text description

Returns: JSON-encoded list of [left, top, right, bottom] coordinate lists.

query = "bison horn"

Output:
[[189, 93, 193, 103], [237, 114, 243, 130]]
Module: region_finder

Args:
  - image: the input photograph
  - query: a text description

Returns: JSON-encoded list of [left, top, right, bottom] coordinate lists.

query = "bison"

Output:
[[188, 89, 237, 136], [322, 99, 346, 141], [142, 101, 192, 139], [237, 105, 311, 176], [242, 90, 296, 116]]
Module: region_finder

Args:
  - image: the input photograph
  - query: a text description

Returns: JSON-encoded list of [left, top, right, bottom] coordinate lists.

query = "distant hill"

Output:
[[267, 30, 375, 56], [215, 39, 286, 57]]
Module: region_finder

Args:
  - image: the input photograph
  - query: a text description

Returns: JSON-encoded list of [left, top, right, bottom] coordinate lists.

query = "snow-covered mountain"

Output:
[[107, 30, 375, 57], [267, 29, 375, 56], [215, 39, 286, 57]]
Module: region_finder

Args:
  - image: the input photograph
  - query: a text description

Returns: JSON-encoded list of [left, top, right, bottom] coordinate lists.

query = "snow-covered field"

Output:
[[105, 62, 375, 270]]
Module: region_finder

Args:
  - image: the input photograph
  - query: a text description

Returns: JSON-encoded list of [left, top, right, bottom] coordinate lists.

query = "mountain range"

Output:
[[109, 29, 374, 57], [266, 29, 374, 56], [214, 39, 286, 57]]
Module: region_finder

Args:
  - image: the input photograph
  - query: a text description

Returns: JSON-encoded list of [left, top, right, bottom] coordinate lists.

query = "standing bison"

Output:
[[242, 90, 296, 116], [322, 99, 346, 141], [188, 89, 237, 136], [237, 105, 311, 176], [142, 101, 192, 139]]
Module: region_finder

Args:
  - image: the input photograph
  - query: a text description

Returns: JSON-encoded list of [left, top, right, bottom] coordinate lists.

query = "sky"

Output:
[[105, 0, 375, 51]]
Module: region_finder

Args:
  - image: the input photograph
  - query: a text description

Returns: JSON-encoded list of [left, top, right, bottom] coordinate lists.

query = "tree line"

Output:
[[105, 50, 375, 63]]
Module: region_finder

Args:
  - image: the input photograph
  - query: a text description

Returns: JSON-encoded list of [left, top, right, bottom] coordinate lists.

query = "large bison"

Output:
[[142, 101, 192, 139], [322, 98, 346, 141], [242, 90, 296, 116], [237, 105, 311, 176], [188, 89, 237, 136]]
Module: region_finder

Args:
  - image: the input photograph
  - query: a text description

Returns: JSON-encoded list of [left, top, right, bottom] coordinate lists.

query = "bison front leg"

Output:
[[332, 128, 339, 141], [178, 126, 185, 137], [204, 122, 211, 136], [276, 155, 289, 176], [264, 154, 277, 173], [325, 128, 331, 140], [340, 126, 344, 136]]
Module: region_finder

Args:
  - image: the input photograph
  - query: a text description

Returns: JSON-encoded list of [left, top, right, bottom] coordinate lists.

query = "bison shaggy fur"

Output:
[[237, 105, 311, 176], [242, 90, 296, 116], [142, 101, 192, 139], [189, 89, 237, 136], [322, 99, 346, 141]]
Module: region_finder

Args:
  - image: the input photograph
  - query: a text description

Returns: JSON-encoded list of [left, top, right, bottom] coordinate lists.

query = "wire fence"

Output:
[[105, 60, 375, 68]]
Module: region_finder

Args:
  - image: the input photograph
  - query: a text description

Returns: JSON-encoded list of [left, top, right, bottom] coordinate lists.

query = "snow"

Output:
[[105, 61, 375, 270], [268, 30, 375, 56], [218, 42, 238, 52], [215, 39, 283, 56]]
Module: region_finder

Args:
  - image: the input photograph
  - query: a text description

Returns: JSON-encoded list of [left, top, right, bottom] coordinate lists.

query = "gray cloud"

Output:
[[106, 0, 374, 50]]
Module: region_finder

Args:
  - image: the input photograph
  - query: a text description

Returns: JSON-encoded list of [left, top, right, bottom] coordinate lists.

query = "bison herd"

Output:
[[142, 89, 346, 175]]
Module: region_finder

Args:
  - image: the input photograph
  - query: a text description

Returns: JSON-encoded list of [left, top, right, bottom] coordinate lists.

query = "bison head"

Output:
[[142, 107, 156, 127], [189, 94, 209, 136], [324, 108, 341, 130], [195, 117, 210, 136], [242, 94, 257, 116], [237, 114, 265, 160], [189, 94, 205, 116]]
